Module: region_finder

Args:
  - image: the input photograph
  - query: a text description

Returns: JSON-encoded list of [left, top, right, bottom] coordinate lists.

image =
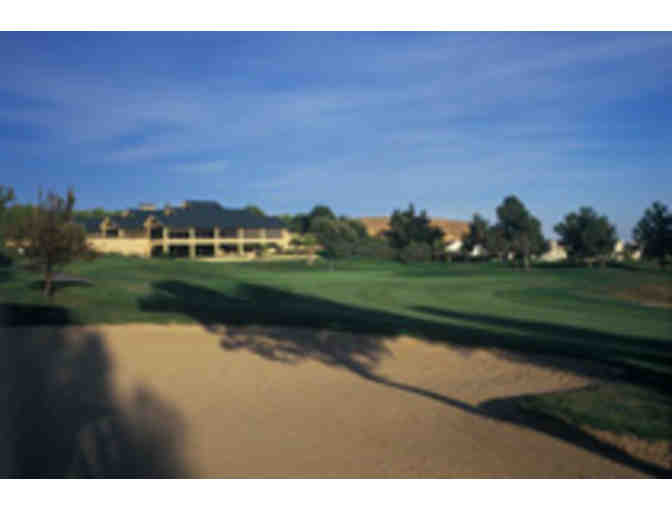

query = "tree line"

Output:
[[284, 195, 672, 270], [1, 186, 671, 296], [462, 196, 672, 269]]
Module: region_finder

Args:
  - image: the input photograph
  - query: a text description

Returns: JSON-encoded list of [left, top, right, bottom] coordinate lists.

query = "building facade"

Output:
[[77, 200, 291, 258]]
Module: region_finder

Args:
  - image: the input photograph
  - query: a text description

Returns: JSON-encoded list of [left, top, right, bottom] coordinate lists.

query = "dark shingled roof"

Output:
[[78, 218, 104, 233], [76, 201, 285, 232]]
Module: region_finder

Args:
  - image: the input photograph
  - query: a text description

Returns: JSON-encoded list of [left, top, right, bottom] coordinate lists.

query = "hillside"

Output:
[[358, 216, 469, 241]]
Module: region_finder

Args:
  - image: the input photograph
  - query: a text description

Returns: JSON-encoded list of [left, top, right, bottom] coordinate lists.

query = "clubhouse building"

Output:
[[77, 200, 291, 259]]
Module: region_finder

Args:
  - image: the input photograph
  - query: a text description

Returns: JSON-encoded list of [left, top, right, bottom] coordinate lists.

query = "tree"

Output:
[[485, 224, 509, 261], [431, 238, 447, 261], [310, 216, 358, 270], [0, 185, 14, 212], [1, 204, 33, 257], [277, 214, 294, 229], [284, 206, 346, 235], [72, 207, 123, 221], [0, 185, 16, 263], [495, 196, 546, 270], [6, 189, 90, 297], [384, 203, 443, 252], [244, 204, 265, 217], [399, 241, 433, 263], [289, 213, 310, 234], [0, 185, 15, 234], [352, 237, 398, 260], [307, 205, 336, 223], [633, 201, 672, 268], [462, 213, 490, 255], [339, 216, 368, 240], [290, 233, 319, 264], [554, 207, 618, 267]]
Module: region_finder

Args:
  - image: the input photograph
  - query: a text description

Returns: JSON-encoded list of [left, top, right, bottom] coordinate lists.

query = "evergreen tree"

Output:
[[633, 201, 672, 267], [554, 207, 618, 267]]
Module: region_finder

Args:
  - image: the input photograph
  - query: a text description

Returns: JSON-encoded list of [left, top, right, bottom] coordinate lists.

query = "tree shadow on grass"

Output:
[[26, 274, 94, 295], [27, 280, 94, 294], [411, 306, 672, 388], [0, 305, 188, 477], [138, 280, 671, 477]]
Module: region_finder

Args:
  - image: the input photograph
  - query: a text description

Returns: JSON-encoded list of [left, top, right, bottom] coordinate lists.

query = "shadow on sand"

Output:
[[138, 279, 671, 477], [0, 304, 188, 478]]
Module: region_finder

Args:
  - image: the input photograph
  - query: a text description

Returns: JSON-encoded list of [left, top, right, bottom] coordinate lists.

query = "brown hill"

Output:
[[358, 216, 469, 242]]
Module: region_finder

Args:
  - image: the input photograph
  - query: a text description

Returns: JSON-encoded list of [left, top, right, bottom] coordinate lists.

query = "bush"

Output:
[[399, 241, 433, 263], [352, 238, 398, 260], [323, 239, 355, 260]]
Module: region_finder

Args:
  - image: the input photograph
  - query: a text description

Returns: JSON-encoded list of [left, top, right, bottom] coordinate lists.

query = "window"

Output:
[[243, 243, 262, 252], [219, 243, 238, 254], [150, 227, 164, 239], [169, 230, 189, 239], [266, 229, 282, 239], [244, 229, 261, 239], [169, 245, 189, 258], [195, 228, 214, 238], [219, 228, 238, 238], [105, 229, 119, 238], [196, 244, 215, 257]]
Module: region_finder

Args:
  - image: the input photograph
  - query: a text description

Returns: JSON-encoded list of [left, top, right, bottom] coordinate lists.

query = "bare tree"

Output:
[[6, 188, 90, 297]]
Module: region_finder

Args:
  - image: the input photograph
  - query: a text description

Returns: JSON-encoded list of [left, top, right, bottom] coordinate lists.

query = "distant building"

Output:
[[444, 239, 485, 256], [612, 240, 642, 261], [538, 239, 642, 262], [539, 240, 567, 262], [76, 200, 291, 259]]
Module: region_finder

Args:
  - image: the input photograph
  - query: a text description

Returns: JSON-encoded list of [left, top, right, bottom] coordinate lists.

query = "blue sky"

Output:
[[1, 32, 671, 239]]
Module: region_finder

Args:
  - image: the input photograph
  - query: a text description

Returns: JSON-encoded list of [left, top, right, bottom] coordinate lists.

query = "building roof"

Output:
[[78, 217, 104, 233], [76, 201, 285, 232]]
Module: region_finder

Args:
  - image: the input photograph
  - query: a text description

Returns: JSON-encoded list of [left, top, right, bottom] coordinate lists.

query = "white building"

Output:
[[445, 239, 485, 256], [540, 240, 567, 262]]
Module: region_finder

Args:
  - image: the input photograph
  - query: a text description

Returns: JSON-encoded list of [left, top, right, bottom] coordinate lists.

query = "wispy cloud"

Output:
[[1, 32, 670, 238]]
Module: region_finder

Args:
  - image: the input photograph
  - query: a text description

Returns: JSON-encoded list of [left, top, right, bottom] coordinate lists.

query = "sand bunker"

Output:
[[2, 324, 666, 477]]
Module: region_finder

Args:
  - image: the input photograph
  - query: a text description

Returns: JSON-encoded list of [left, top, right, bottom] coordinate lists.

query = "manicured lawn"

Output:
[[519, 383, 672, 440], [1, 255, 671, 441]]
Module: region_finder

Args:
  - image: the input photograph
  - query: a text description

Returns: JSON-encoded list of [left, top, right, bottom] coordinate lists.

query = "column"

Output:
[[189, 227, 196, 258], [214, 227, 222, 257], [282, 229, 290, 251], [237, 227, 244, 255], [163, 226, 169, 255]]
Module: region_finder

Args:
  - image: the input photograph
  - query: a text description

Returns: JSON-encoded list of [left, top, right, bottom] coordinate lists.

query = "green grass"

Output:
[[519, 383, 672, 440], [2, 254, 671, 443]]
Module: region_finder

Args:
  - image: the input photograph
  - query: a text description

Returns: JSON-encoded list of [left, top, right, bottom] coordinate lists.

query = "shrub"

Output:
[[399, 241, 433, 263], [352, 238, 398, 260]]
